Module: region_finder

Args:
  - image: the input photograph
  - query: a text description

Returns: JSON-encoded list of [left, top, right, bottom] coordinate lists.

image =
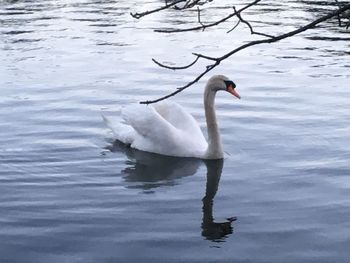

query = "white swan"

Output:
[[103, 75, 240, 159]]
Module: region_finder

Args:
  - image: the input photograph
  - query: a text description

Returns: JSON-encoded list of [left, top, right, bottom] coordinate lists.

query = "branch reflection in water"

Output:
[[107, 141, 237, 242]]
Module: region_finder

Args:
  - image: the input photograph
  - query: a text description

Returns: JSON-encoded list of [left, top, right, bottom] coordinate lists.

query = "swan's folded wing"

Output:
[[121, 104, 179, 144], [102, 113, 135, 144], [153, 101, 206, 144]]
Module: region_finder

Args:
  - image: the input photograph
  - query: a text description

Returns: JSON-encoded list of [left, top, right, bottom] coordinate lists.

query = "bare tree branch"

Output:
[[227, 19, 241, 34], [233, 6, 275, 38], [140, 61, 219, 104], [334, 0, 343, 26], [140, 4, 350, 105], [197, 7, 205, 29], [335, 0, 350, 28], [174, 0, 212, 10], [130, 0, 212, 19], [152, 57, 200, 70], [154, 0, 262, 33], [192, 52, 218, 61], [151, 52, 218, 70], [130, 0, 185, 19]]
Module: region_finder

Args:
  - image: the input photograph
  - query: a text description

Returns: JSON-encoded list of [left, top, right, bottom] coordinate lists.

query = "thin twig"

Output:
[[233, 6, 275, 38], [140, 61, 220, 104], [174, 0, 202, 10], [192, 52, 218, 61], [131, 0, 212, 18], [155, 0, 261, 33], [152, 57, 200, 70], [197, 7, 205, 29], [227, 19, 241, 34], [151, 52, 218, 70], [130, 0, 186, 19], [334, 0, 342, 26]]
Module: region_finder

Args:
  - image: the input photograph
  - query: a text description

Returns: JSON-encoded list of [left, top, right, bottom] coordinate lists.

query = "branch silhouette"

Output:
[[155, 0, 262, 33], [130, 0, 185, 19], [134, 0, 350, 104], [130, 0, 212, 19]]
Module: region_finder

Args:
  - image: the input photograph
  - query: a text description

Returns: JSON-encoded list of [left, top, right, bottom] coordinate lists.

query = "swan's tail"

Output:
[[101, 113, 135, 145]]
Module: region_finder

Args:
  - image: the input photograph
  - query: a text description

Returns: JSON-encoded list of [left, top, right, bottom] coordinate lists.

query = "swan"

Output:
[[102, 75, 240, 159]]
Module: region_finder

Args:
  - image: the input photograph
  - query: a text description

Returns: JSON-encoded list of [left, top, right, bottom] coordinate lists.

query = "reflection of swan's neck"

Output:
[[204, 85, 223, 159], [202, 159, 223, 223]]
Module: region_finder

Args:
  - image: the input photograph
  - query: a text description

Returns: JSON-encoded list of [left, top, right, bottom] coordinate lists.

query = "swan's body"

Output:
[[103, 75, 240, 159], [103, 102, 208, 158]]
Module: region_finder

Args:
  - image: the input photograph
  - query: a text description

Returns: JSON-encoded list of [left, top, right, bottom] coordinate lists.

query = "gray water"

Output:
[[1, 0, 350, 262]]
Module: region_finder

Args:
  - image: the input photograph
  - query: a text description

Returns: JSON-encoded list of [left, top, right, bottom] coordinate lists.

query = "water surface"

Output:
[[1, 0, 350, 262]]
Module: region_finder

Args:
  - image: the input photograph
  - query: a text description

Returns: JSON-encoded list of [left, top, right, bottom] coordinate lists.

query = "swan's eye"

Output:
[[224, 80, 236, 90]]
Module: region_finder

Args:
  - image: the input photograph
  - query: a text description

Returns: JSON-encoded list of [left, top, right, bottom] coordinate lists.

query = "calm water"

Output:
[[1, 0, 350, 262]]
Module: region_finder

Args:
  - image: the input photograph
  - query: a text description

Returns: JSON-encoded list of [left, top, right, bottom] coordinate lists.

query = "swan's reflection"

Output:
[[108, 141, 236, 241], [108, 141, 201, 190], [202, 160, 237, 242]]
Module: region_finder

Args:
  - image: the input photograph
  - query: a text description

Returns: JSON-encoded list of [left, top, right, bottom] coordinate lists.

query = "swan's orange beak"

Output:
[[227, 85, 241, 99]]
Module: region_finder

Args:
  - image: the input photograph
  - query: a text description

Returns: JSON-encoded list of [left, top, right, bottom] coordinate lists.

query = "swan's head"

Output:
[[207, 75, 240, 99]]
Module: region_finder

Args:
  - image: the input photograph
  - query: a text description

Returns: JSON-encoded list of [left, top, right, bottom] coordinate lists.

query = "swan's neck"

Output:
[[204, 86, 224, 159]]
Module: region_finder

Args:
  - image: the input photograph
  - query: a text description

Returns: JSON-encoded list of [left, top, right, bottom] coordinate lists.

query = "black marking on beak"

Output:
[[224, 80, 236, 90]]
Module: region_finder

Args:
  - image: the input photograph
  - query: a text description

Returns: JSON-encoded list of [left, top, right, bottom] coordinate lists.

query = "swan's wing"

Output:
[[102, 113, 135, 145], [153, 101, 206, 142], [120, 103, 207, 158], [121, 104, 179, 144]]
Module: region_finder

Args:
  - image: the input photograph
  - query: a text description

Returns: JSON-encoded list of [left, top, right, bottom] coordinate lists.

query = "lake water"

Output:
[[1, 0, 350, 262]]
